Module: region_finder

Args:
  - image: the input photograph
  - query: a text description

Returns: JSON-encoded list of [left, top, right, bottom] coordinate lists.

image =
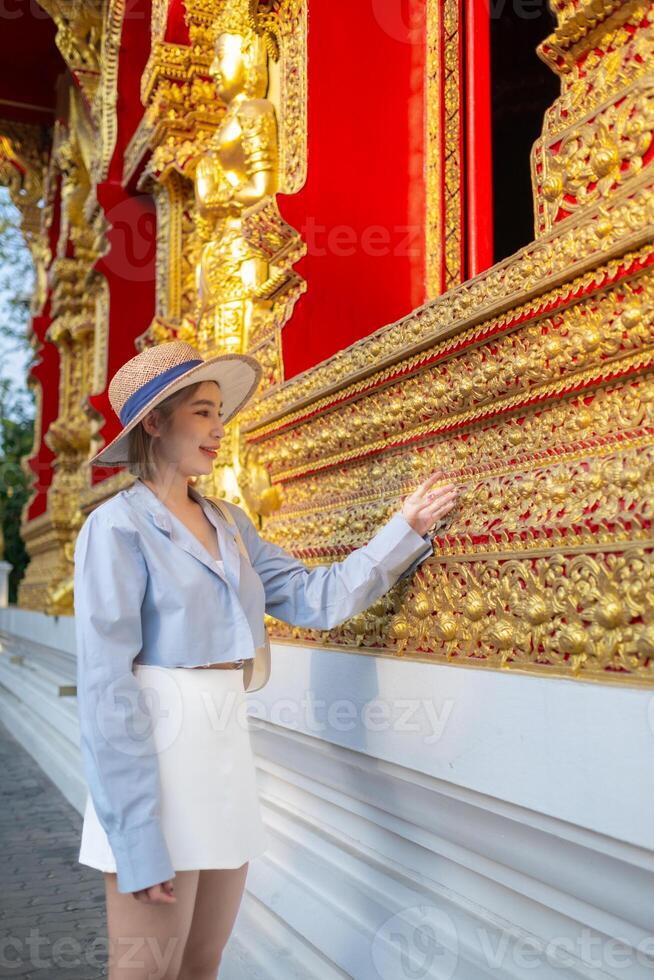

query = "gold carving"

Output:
[[129, 0, 306, 373], [426, 0, 464, 295], [36, 0, 103, 110], [191, 16, 301, 352], [532, 0, 653, 235], [14, 0, 654, 689], [248, 268, 654, 480], [241, 189, 654, 430], [538, 0, 643, 73], [533, 78, 654, 234], [129, 0, 306, 511], [186, 2, 304, 503], [257, 324, 654, 685], [16, 87, 103, 615]]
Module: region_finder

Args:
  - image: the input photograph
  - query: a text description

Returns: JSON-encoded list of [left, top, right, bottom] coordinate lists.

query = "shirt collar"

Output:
[[126, 478, 237, 539]]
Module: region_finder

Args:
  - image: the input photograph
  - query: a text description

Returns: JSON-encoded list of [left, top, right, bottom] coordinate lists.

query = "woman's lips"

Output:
[[200, 447, 217, 458]]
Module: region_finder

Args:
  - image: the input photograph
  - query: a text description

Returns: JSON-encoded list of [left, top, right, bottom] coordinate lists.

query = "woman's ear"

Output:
[[141, 408, 161, 438]]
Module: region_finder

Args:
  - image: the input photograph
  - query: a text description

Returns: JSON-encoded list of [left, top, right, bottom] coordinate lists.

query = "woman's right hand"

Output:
[[401, 469, 461, 535], [132, 879, 177, 903]]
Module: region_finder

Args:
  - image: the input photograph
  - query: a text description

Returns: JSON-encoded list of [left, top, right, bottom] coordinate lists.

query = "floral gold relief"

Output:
[[239, 0, 654, 686], [13, 80, 107, 615], [532, 0, 654, 235]]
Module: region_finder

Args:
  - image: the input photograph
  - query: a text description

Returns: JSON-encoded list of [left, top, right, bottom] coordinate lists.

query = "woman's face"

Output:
[[147, 380, 225, 479]]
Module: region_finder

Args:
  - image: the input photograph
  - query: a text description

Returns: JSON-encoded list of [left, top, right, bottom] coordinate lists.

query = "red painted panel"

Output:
[[89, 184, 156, 485], [165, 0, 191, 45], [108, 0, 152, 181], [25, 172, 62, 522], [25, 300, 59, 521], [464, 0, 493, 278], [89, 0, 154, 484], [278, 0, 426, 379]]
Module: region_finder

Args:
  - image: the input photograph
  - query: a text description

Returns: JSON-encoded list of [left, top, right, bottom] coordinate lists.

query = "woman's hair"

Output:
[[127, 380, 207, 481]]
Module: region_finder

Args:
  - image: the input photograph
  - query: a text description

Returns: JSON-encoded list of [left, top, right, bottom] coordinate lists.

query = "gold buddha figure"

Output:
[[193, 24, 279, 351]]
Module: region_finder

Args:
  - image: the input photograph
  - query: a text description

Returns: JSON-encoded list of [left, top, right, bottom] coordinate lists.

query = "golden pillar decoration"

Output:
[[17, 85, 103, 615], [188, 0, 300, 510], [193, 19, 278, 351], [128, 0, 305, 517]]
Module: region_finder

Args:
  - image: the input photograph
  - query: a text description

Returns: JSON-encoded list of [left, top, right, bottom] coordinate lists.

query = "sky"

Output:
[[0, 186, 36, 423]]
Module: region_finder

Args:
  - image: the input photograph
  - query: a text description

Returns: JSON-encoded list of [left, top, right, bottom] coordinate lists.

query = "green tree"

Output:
[[0, 385, 34, 603], [0, 187, 37, 603]]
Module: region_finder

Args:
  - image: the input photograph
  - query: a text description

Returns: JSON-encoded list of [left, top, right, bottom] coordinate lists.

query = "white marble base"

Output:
[[1, 606, 651, 979]]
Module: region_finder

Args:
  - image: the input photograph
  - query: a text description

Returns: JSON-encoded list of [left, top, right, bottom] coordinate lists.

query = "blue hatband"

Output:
[[119, 359, 204, 425]]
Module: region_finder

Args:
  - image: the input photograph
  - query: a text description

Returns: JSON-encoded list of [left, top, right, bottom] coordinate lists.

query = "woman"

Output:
[[73, 340, 459, 979]]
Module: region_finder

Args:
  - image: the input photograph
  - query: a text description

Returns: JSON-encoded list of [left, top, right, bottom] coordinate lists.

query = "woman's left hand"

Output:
[[401, 469, 460, 536]]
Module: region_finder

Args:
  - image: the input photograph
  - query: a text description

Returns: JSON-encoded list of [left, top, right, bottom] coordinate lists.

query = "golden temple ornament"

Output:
[[212, 0, 281, 61]]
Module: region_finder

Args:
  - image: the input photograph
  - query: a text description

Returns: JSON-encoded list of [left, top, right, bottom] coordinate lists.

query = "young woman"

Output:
[[73, 340, 459, 979]]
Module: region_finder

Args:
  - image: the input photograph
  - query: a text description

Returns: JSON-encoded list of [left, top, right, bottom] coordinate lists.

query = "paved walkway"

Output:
[[0, 718, 108, 978]]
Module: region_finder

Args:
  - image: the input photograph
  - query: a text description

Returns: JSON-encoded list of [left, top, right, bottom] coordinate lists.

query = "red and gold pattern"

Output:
[[1, 1, 652, 685]]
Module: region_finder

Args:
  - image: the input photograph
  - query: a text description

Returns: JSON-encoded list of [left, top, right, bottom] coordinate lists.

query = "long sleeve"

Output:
[[232, 506, 435, 631], [73, 510, 175, 895]]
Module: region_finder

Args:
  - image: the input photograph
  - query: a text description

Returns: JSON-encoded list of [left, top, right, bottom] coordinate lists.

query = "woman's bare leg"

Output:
[[177, 862, 249, 979], [104, 870, 199, 980]]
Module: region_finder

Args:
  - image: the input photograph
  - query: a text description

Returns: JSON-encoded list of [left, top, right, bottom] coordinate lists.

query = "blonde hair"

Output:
[[126, 380, 210, 481]]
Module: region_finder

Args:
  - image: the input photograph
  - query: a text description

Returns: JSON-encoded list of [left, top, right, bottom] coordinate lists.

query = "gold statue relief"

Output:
[[193, 19, 280, 352], [185, 1, 305, 517]]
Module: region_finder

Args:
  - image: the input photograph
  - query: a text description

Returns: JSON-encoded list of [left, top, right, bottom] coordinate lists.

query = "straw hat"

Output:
[[89, 340, 262, 467]]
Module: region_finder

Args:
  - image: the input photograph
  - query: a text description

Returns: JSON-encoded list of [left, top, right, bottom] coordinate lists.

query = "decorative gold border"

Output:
[[425, 0, 463, 297], [97, 0, 125, 183], [242, 175, 654, 429], [246, 244, 653, 443]]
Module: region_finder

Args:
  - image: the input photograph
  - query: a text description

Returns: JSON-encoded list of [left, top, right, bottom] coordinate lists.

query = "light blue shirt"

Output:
[[73, 477, 434, 893]]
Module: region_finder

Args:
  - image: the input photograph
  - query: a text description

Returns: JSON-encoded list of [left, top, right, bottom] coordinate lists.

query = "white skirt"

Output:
[[78, 663, 270, 876]]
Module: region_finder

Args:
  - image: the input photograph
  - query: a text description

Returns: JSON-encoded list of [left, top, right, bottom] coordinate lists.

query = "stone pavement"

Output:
[[0, 717, 108, 978]]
